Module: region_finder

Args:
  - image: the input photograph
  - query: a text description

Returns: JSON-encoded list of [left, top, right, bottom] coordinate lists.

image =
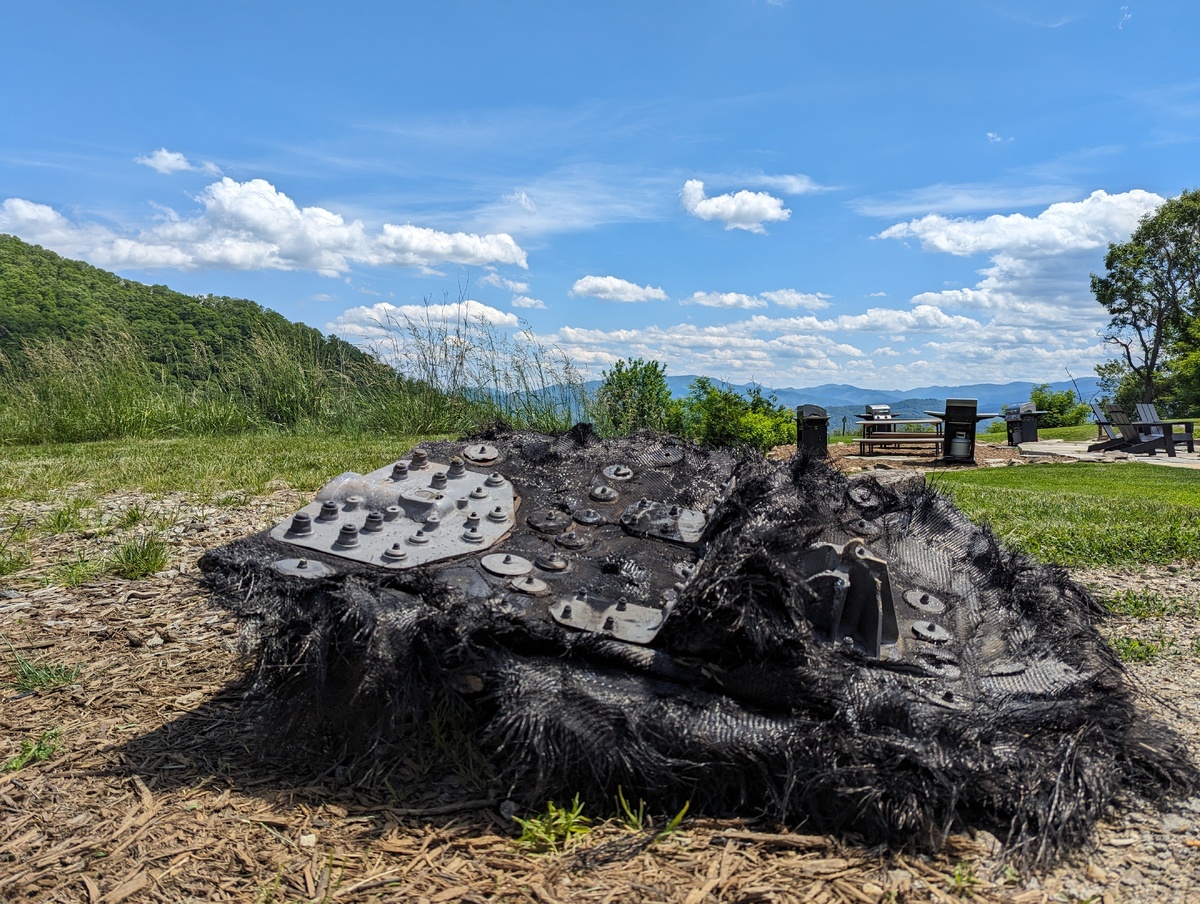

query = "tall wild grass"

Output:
[[363, 298, 588, 435], [0, 307, 588, 445]]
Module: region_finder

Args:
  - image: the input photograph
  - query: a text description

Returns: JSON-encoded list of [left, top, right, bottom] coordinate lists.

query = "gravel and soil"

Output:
[[1, 455, 1198, 903]]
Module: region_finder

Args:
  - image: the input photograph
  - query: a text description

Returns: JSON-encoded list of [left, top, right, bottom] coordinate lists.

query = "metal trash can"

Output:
[[797, 404, 830, 457], [942, 398, 978, 463]]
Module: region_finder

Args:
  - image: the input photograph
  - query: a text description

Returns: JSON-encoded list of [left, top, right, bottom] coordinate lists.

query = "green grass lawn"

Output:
[[934, 462, 1200, 567], [3, 435, 1198, 571], [0, 433, 443, 503]]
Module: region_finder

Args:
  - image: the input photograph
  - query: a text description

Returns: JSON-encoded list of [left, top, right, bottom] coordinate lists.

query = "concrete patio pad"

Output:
[[1020, 438, 1200, 470]]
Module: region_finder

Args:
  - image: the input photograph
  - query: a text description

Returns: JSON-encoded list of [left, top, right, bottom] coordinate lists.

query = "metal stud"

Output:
[[410, 449, 429, 469], [464, 443, 500, 464], [290, 512, 313, 535], [487, 506, 508, 523], [481, 553, 533, 576], [383, 543, 409, 562], [362, 511, 384, 532], [556, 530, 588, 549], [336, 524, 360, 547], [573, 508, 603, 525], [318, 500, 340, 521], [535, 554, 569, 572], [603, 464, 634, 481], [485, 472, 505, 487], [470, 485, 489, 499], [447, 456, 466, 478], [391, 461, 410, 481], [512, 575, 548, 594], [431, 472, 448, 490], [904, 589, 947, 615]]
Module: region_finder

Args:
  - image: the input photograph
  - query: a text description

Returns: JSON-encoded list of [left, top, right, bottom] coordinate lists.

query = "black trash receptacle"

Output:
[[797, 404, 830, 457]]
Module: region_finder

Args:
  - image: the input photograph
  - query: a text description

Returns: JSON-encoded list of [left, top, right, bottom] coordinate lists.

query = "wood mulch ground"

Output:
[[1, 467, 1198, 903]]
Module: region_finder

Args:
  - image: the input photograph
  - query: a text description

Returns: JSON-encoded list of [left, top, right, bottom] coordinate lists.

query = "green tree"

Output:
[[1028, 383, 1089, 427], [676, 378, 796, 453], [1092, 188, 1200, 405], [592, 358, 679, 435]]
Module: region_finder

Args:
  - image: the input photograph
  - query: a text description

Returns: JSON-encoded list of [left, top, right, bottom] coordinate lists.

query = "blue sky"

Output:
[[2, 1, 1197, 389]]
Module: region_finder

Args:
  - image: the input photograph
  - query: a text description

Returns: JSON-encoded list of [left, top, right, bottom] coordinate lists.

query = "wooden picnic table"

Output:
[[855, 418, 943, 455]]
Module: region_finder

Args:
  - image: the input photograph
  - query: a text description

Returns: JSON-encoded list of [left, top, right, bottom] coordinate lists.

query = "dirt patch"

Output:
[[768, 439, 1079, 473], [1, 489, 1198, 902]]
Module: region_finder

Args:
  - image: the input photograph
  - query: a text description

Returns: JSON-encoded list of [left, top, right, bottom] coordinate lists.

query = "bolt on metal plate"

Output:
[[481, 553, 534, 577], [602, 464, 635, 481], [619, 499, 707, 546], [463, 443, 500, 464], [912, 620, 951, 644], [272, 558, 335, 579], [549, 590, 669, 644]]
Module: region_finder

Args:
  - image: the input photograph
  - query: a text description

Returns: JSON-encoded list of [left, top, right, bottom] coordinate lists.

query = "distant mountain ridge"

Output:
[[583, 375, 1102, 424]]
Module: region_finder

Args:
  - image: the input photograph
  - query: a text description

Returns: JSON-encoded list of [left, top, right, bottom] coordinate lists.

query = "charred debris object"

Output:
[[199, 424, 1194, 866]]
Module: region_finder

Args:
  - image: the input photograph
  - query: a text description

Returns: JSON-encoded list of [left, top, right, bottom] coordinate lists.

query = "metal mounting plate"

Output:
[[269, 453, 515, 569]]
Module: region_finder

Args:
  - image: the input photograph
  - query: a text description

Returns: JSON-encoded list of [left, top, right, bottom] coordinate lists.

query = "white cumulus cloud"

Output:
[[512, 295, 547, 309], [327, 300, 519, 345], [479, 271, 530, 293], [134, 147, 220, 175], [570, 275, 668, 303], [679, 179, 790, 234], [684, 288, 830, 310], [0, 178, 529, 275], [685, 291, 767, 310], [760, 289, 831, 310], [878, 189, 1163, 257]]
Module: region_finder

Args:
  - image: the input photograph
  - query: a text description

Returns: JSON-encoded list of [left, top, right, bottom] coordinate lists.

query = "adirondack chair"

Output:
[[1135, 402, 1195, 452], [1102, 405, 1191, 457], [1135, 403, 1163, 441], [1088, 401, 1121, 450]]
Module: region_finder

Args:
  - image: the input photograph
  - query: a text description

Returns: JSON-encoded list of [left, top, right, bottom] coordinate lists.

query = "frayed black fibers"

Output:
[[198, 427, 1195, 868]]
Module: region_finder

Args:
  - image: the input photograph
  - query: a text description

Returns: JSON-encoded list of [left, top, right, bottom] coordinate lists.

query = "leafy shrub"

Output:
[[675, 378, 796, 452], [591, 357, 681, 436], [1029, 383, 1090, 427]]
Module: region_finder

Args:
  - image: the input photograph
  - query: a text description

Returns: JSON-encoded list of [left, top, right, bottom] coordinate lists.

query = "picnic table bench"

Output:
[[855, 418, 943, 456]]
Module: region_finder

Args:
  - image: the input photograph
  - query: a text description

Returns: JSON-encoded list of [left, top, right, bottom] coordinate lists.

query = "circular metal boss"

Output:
[[912, 621, 951, 644], [904, 589, 947, 615], [463, 443, 500, 464], [272, 558, 334, 579], [481, 553, 534, 577]]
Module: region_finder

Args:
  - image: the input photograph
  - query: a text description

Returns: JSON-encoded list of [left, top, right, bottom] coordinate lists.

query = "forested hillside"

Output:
[[0, 234, 373, 382]]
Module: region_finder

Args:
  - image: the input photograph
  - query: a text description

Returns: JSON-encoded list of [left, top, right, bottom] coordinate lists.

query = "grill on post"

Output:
[[862, 404, 892, 435]]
